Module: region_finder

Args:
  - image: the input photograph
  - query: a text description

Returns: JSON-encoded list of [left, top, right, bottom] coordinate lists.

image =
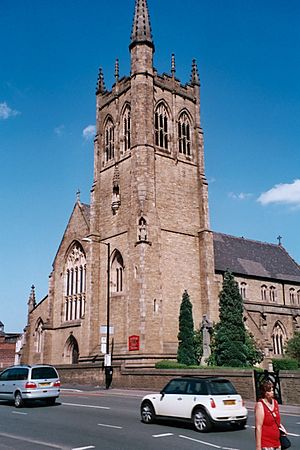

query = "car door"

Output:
[[155, 379, 189, 418], [0, 369, 11, 400]]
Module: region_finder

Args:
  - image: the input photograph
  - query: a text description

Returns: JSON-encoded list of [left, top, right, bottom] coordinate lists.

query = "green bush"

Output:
[[155, 360, 188, 369], [272, 358, 299, 371], [154, 360, 252, 370]]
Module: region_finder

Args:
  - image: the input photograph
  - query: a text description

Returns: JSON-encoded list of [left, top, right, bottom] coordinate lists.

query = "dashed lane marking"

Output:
[[179, 435, 222, 448], [152, 433, 174, 438], [60, 388, 83, 393], [97, 423, 123, 429], [62, 402, 110, 409], [12, 411, 27, 415], [72, 447, 95, 450]]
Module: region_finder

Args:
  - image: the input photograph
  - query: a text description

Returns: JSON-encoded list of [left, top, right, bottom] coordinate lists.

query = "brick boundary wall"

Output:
[[55, 364, 300, 405]]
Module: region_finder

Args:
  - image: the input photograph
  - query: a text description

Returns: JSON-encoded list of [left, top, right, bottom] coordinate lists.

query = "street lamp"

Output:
[[82, 237, 112, 389]]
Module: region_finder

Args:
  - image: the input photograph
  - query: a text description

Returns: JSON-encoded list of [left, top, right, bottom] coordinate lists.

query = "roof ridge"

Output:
[[213, 231, 281, 249]]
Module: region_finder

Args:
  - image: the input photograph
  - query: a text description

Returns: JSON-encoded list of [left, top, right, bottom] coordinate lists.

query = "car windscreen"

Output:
[[31, 367, 58, 380], [208, 380, 237, 395]]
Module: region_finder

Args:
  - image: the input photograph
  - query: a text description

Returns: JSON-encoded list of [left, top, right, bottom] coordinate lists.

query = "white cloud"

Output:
[[228, 192, 252, 200], [258, 179, 300, 206], [82, 125, 96, 140], [54, 125, 65, 136], [0, 102, 19, 120]]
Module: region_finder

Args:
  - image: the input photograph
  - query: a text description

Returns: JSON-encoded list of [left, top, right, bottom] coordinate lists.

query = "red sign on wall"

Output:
[[128, 335, 140, 351]]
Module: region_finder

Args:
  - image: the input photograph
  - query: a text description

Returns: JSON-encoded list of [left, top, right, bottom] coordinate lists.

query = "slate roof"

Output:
[[213, 232, 300, 283]]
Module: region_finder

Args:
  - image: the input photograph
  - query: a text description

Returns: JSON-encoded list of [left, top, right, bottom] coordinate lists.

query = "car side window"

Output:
[[187, 381, 208, 395], [7, 369, 19, 381], [14, 368, 29, 380], [0, 370, 10, 381], [164, 380, 187, 394]]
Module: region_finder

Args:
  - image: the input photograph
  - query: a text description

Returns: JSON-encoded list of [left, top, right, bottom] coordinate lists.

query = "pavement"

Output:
[[61, 384, 300, 415]]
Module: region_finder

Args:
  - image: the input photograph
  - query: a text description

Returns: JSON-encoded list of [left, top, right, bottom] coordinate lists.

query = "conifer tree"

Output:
[[212, 271, 248, 367], [177, 290, 197, 365]]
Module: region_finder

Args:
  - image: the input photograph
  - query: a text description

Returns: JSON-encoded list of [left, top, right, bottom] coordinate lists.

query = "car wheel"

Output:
[[14, 391, 24, 408], [45, 398, 56, 406], [192, 408, 212, 432], [141, 401, 156, 424], [232, 419, 247, 430]]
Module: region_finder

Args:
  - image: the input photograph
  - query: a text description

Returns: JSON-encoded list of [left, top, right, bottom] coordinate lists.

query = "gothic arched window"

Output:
[[123, 107, 131, 152], [155, 103, 168, 150], [239, 282, 247, 300], [104, 118, 114, 162], [261, 285, 267, 301], [111, 250, 124, 293], [269, 286, 276, 302], [35, 319, 44, 353], [289, 288, 295, 304], [65, 243, 86, 322], [178, 112, 191, 156], [272, 322, 286, 355], [297, 289, 300, 305]]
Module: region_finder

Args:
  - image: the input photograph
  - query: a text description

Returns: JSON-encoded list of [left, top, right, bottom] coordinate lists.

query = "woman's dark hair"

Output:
[[259, 380, 274, 398]]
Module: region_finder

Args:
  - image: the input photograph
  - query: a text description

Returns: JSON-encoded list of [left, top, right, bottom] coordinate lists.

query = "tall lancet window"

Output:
[[123, 107, 131, 152], [105, 119, 114, 162], [65, 243, 86, 322], [272, 322, 286, 355], [178, 112, 191, 156], [111, 250, 124, 294], [155, 103, 168, 150]]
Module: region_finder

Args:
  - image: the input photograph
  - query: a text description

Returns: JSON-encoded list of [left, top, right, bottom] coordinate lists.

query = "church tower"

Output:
[[86, 0, 216, 361]]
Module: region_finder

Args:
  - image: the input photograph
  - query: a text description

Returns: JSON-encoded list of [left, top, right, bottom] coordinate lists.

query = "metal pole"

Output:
[[104, 241, 113, 389], [106, 242, 110, 356]]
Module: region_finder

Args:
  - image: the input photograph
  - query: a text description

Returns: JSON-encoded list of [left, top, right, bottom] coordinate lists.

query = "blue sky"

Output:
[[1, 0, 300, 333]]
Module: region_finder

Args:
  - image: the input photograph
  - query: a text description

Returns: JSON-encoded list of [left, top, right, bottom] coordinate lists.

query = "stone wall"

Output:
[[56, 364, 300, 405]]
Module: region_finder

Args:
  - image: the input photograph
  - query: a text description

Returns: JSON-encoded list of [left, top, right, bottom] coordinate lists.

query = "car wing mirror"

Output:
[[160, 391, 165, 399]]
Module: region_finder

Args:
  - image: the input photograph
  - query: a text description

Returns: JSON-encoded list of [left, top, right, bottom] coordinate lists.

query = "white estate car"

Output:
[[0, 365, 60, 408], [140, 377, 248, 432]]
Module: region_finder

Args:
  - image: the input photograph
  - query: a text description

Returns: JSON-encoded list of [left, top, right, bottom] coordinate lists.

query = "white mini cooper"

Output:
[[140, 377, 248, 432]]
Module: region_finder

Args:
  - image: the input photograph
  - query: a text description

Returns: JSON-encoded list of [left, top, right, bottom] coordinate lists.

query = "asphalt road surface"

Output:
[[0, 388, 299, 450]]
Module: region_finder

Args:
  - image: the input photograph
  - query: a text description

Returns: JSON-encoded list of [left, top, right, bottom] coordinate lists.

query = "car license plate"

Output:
[[39, 382, 50, 387], [223, 399, 236, 405]]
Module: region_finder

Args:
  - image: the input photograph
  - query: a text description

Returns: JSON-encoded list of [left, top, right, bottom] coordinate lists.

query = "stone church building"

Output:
[[22, 0, 300, 367]]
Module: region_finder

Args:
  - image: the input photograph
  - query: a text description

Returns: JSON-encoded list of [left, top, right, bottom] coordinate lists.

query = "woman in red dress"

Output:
[[255, 380, 287, 450]]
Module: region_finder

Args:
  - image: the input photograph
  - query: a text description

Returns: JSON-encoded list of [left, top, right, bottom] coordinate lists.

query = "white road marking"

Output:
[[152, 433, 174, 438], [60, 388, 83, 392], [179, 435, 222, 448], [72, 447, 95, 450], [62, 402, 110, 409], [12, 411, 27, 415], [0, 432, 67, 449], [97, 423, 123, 429], [288, 432, 300, 437]]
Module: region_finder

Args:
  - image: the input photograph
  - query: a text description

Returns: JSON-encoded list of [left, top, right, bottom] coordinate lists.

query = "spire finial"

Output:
[[191, 59, 200, 86], [76, 189, 81, 202], [115, 58, 119, 82], [277, 235, 282, 246], [130, 0, 154, 51], [96, 67, 106, 95], [171, 53, 176, 77], [28, 285, 36, 312]]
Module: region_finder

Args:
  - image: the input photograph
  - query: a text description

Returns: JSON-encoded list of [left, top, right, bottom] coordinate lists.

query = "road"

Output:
[[0, 388, 299, 449]]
